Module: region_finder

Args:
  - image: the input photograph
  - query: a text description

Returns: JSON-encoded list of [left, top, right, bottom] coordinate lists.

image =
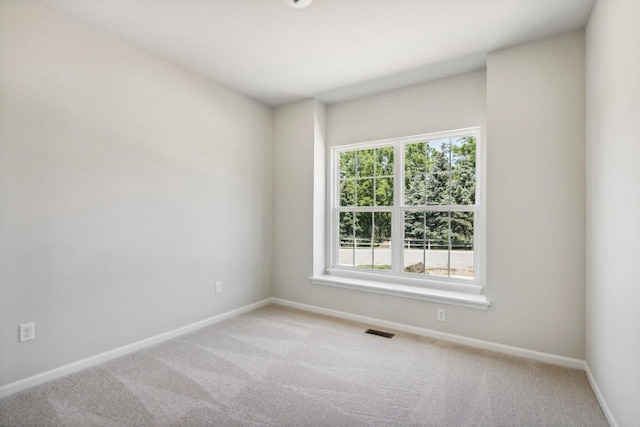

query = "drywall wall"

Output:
[[0, 1, 272, 386], [326, 70, 486, 146], [272, 99, 322, 298], [273, 32, 586, 359], [586, 0, 640, 425], [312, 101, 327, 277], [486, 31, 586, 357]]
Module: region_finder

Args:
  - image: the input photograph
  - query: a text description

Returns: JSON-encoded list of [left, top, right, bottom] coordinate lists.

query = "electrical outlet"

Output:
[[19, 322, 35, 342], [215, 282, 222, 294], [437, 308, 446, 322]]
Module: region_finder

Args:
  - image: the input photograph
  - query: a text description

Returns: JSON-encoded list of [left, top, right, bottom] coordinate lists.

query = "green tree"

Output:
[[450, 136, 475, 249], [404, 142, 427, 243], [451, 136, 476, 205]]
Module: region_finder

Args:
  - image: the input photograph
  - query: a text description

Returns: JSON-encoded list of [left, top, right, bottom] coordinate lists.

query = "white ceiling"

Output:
[[38, 0, 596, 106]]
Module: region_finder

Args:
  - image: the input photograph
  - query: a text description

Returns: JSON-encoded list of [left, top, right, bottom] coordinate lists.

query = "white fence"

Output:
[[338, 248, 473, 271]]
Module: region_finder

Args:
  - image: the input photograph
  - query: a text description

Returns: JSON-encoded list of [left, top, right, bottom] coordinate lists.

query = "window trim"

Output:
[[315, 127, 488, 309]]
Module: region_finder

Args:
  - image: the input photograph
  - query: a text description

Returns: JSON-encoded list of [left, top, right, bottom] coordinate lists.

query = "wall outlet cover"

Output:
[[19, 322, 35, 342]]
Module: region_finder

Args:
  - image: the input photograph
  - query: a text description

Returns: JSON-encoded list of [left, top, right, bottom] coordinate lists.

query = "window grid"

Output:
[[332, 128, 481, 287]]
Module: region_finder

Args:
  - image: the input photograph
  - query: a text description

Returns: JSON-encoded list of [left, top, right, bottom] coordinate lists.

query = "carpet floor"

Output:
[[0, 304, 607, 426]]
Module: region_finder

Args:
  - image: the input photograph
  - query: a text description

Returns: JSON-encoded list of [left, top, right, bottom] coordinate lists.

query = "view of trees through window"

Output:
[[337, 135, 476, 280]]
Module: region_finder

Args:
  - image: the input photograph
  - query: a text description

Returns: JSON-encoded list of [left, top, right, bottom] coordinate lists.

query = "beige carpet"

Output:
[[0, 304, 607, 426]]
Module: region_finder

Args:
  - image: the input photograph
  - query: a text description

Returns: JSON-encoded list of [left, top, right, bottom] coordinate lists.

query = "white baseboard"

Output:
[[271, 297, 585, 370], [0, 298, 272, 399], [584, 363, 619, 427]]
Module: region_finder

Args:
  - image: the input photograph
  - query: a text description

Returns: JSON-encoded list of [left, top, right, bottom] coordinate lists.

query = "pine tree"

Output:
[[425, 142, 451, 245], [450, 137, 475, 248]]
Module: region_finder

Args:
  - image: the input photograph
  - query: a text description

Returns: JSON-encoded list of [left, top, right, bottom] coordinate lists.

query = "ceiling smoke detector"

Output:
[[283, 0, 313, 9]]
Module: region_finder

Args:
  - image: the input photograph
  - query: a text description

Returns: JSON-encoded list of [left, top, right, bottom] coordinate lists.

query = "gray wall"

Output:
[[272, 99, 318, 300], [273, 32, 586, 359], [586, 0, 640, 425], [486, 31, 586, 358], [0, 1, 273, 386]]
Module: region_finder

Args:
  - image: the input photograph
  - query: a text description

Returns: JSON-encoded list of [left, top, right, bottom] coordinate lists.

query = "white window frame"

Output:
[[314, 127, 488, 309]]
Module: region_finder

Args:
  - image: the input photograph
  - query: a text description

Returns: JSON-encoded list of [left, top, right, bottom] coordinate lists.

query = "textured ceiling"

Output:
[[39, 0, 595, 106]]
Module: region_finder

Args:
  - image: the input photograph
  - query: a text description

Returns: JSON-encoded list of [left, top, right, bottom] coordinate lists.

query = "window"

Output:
[[318, 128, 488, 308]]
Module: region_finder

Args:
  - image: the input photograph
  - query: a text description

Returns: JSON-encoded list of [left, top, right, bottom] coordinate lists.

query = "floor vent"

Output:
[[365, 329, 395, 339]]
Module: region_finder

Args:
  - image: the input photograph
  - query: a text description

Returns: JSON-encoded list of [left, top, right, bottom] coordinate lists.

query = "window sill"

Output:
[[310, 274, 490, 310]]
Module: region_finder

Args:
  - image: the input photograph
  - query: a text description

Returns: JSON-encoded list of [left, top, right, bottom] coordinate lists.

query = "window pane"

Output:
[[451, 211, 474, 279], [375, 177, 394, 206], [354, 212, 373, 268], [405, 142, 427, 175], [452, 169, 476, 205], [404, 211, 425, 272], [373, 212, 392, 270], [356, 178, 374, 206], [356, 149, 375, 177], [451, 136, 476, 205], [338, 211, 355, 267], [424, 211, 450, 277], [426, 173, 451, 205], [427, 139, 451, 174], [340, 179, 356, 207], [376, 146, 394, 176], [340, 151, 356, 179], [404, 211, 450, 277], [405, 173, 426, 206], [451, 136, 476, 170]]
